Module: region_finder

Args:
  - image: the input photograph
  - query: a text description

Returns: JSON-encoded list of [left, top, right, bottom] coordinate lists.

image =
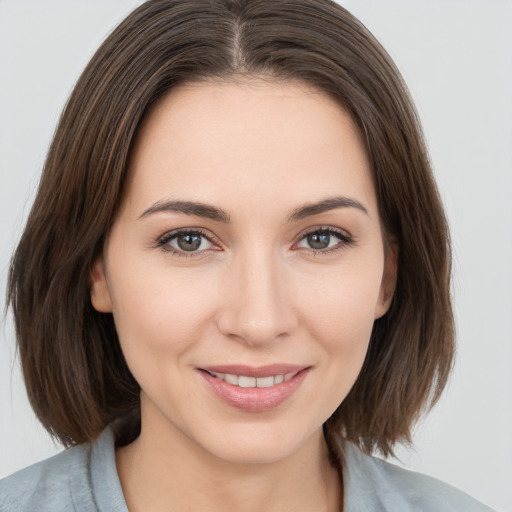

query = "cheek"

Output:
[[314, 288, 378, 411], [300, 261, 382, 339], [107, 263, 218, 358], [296, 261, 382, 381]]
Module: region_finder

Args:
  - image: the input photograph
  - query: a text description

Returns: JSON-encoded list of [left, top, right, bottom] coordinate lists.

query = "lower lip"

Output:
[[199, 369, 310, 412]]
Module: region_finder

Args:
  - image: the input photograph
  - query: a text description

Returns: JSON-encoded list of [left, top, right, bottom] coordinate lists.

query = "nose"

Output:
[[215, 248, 298, 347]]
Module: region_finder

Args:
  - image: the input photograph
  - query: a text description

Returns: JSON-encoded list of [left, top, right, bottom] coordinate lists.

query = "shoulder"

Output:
[[341, 441, 496, 512], [0, 443, 91, 512], [0, 428, 126, 512]]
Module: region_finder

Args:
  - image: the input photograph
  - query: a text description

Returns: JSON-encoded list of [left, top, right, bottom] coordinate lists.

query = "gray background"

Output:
[[1, 1, 511, 510]]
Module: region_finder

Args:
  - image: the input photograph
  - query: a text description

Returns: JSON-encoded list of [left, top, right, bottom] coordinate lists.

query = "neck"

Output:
[[116, 406, 342, 512]]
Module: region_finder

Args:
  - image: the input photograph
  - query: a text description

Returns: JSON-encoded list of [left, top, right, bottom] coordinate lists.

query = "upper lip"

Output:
[[199, 364, 310, 378]]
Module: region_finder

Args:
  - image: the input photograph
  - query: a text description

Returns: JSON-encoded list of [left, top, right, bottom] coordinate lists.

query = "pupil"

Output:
[[177, 233, 201, 251], [308, 232, 330, 250]]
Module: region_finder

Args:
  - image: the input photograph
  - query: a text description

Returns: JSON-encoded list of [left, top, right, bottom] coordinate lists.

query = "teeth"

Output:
[[209, 371, 299, 388], [274, 374, 284, 384], [238, 376, 256, 388], [224, 373, 238, 385], [256, 376, 274, 388]]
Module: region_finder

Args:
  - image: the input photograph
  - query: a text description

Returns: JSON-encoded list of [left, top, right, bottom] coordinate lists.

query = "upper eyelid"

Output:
[[298, 225, 353, 241], [158, 225, 350, 240], [159, 227, 216, 242]]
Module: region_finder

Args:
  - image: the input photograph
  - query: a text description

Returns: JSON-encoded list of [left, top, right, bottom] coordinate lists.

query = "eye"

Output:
[[155, 229, 217, 257], [296, 227, 353, 253]]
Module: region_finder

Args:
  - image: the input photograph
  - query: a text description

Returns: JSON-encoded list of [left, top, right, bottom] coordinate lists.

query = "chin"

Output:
[[192, 421, 323, 466]]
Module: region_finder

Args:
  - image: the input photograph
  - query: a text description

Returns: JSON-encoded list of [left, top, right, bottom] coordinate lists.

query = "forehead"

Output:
[[125, 78, 376, 217]]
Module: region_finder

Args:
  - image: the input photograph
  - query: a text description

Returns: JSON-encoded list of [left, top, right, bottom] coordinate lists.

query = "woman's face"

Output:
[[91, 79, 396, 464]]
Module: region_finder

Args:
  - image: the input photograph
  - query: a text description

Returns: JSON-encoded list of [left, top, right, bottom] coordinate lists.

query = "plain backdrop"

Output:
[[0, 1, 511, 510]]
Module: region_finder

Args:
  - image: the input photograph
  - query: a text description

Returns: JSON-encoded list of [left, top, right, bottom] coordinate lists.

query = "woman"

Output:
[[0, 0, 496, 510]]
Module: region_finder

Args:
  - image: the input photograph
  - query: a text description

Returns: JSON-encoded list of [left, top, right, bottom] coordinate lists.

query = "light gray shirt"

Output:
[[0, 428, 495, 511]]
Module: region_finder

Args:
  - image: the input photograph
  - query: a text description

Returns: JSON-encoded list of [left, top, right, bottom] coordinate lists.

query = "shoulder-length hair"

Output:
[[7, 0, 453, 456]]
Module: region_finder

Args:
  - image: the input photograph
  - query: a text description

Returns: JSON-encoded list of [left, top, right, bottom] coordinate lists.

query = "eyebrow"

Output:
[[139, 200, 231, 222], [287, 196, 368, 222], [139, 196, 368, 223]]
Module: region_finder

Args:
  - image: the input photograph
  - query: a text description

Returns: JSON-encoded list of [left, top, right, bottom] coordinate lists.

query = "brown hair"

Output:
[[7, 0, 453, 456]]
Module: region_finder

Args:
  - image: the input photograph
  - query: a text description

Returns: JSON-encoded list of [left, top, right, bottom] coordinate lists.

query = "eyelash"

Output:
[[154, 228, 214, 259], [297, 227, 354, 256], [154, 226, 354, 259]]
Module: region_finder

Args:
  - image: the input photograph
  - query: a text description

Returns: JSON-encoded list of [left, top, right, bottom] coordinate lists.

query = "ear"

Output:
[[375, 240, 398, 319], [89, 254, 113, 313]]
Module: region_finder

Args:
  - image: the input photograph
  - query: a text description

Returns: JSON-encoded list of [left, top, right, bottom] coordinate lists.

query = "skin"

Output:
[[90, 78, 397, 512]]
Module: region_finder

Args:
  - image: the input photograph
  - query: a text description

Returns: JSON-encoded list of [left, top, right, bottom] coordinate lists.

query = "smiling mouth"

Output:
[[204, 370, 299, 388], [198, 365, 311, 412]]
